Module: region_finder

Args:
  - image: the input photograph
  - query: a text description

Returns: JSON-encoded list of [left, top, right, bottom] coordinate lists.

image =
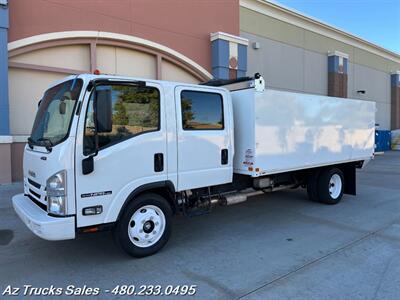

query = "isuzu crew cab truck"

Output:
[[12, 74, 375, 257]]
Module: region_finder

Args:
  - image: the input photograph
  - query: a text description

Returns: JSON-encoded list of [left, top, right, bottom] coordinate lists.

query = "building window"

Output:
[[84, 84, 160, 154], [180, 90, 224, 130]]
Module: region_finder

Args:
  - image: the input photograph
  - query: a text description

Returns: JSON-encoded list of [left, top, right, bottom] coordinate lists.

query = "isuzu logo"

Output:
[[28, 170, 36, 178]]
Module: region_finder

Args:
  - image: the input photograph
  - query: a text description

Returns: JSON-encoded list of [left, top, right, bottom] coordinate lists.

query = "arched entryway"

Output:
[[8, 31, 212, 136]]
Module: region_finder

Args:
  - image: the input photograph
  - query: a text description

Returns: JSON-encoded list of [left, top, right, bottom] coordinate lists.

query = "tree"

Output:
[[113, 100, 128, 125], [181, 98, 194, 128]]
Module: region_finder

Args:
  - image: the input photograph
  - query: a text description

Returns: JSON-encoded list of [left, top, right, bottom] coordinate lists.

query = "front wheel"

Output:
[[114, 193, 172, 258], [318, 168, 344, 205]]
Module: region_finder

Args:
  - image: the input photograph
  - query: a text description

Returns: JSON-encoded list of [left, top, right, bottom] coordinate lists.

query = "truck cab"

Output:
[[13, 74, 234, 256]]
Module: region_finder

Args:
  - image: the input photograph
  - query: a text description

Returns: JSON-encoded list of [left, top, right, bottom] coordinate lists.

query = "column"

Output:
[[391, 71, 400, 130], [328, 51, 349, 98], [0, 1, 11, 184], [210, 32, 248, 80]]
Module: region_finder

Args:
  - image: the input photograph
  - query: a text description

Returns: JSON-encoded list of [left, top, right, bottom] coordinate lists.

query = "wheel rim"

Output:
[[329, 174, 342, 199], [128, 205, 166, 248]]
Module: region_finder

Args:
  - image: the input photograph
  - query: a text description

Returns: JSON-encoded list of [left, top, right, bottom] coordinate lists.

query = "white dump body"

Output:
[[231, 88, 375, 177]]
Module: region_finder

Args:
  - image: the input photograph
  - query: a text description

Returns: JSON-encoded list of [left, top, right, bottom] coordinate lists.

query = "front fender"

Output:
[[104, 177, 176, 223]]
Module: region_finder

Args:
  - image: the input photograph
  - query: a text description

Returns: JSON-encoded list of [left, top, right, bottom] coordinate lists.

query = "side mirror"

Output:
[[82, 87, 112, 175], [94, 89, 112, 133]]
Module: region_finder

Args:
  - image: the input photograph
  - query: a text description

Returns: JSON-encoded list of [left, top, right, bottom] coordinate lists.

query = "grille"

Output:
[[28, 178, 41, 189], [26, 177, 47, 210], [29, 189, 41, 200]]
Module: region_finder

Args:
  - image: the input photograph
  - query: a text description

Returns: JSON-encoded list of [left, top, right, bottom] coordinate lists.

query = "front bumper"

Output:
[[12, 193, 75, 241]]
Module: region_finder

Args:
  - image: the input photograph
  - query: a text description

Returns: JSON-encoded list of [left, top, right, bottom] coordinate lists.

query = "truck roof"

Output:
[[47, 73, 230, 93]]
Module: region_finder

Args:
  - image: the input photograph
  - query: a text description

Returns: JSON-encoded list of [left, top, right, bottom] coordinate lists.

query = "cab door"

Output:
[[75, 81, 167, 227], [175, 86, 233, 191]]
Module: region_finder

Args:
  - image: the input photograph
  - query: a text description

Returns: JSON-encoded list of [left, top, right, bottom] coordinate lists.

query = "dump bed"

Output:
[[230, 88, 375, 177]]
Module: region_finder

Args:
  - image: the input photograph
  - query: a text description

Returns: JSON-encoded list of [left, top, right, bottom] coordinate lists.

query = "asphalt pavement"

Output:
[[1, 151, 400, 299]]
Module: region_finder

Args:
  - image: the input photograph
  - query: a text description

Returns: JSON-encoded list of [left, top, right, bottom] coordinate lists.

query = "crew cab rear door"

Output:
[[174, 86, 233, 191]]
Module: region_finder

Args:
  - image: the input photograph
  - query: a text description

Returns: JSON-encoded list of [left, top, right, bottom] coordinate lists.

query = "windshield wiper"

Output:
[[37, 138, 53, 152]]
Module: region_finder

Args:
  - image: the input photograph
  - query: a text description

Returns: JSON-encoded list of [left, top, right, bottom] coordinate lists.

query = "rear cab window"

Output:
[[180, 90, 224, 130]]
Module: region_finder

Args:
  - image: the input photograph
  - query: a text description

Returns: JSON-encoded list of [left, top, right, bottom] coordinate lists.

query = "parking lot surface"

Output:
[[1, 151, 400, 299]]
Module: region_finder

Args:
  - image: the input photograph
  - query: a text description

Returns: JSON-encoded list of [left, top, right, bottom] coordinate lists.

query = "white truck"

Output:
[[12, 73, 375, 257]]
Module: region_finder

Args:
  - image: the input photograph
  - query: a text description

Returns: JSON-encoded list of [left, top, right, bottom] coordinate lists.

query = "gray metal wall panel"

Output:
[[304, 51, 327, 95], [244, 31, 327, 95], [375, 102, 391, 129], [348, 63, 391, 129], [242, 31, 392, 130], [243, 32, 303, 92], [240, 7, 400, 74], [351, 64, 390, 104]]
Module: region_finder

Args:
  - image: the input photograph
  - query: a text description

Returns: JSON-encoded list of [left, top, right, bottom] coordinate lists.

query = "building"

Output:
[[0, 0, 399, 184]]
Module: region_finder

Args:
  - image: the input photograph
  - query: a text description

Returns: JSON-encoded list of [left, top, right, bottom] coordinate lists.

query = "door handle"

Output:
[[154, 153, 164, 172], [221, 149, 228, 165]]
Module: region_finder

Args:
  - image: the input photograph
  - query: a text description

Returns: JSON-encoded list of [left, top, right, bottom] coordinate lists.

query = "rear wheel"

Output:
[[114, 193, 172, 258], [317, 168, 344, 205]]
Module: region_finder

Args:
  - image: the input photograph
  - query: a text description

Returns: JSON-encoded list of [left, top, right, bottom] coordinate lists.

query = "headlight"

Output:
[[46, 170, 67, 215]]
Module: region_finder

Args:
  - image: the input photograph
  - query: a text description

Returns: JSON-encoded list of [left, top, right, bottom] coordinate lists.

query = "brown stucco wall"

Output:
[[328, 73, 348, 98], [392, 86, 400, 130], [11, 142, 24, 182], [8, 0, 239, 71]]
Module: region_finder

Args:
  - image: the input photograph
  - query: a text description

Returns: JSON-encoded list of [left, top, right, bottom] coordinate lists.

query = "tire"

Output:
[[307, 169, 321, 202], [317, 168, 344, 205], [114, 193, 172, 258]]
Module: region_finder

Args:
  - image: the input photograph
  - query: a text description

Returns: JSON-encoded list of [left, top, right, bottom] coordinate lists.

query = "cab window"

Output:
[[84, 84, 160, 155], [180, 90, 224, 130]]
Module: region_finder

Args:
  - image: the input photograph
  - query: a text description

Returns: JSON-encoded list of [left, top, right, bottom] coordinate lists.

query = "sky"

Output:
[[274, 0, 400, 54]]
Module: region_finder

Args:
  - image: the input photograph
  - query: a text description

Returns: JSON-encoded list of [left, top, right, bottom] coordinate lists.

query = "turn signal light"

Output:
[[83, 227, 99, 233]]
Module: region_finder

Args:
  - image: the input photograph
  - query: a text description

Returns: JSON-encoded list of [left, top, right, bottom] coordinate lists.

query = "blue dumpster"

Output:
[[375, 130, 391, 152]]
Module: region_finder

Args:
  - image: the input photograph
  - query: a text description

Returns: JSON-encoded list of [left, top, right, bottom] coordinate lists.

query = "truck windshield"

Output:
[[30, 78, 83, 148]]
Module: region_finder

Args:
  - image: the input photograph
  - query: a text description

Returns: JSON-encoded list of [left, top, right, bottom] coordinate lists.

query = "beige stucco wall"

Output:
[[162, 60, 199, 83], [8, 68, 66, 135], [10, 45, 90, 71], [97, 45, 156, 78]]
